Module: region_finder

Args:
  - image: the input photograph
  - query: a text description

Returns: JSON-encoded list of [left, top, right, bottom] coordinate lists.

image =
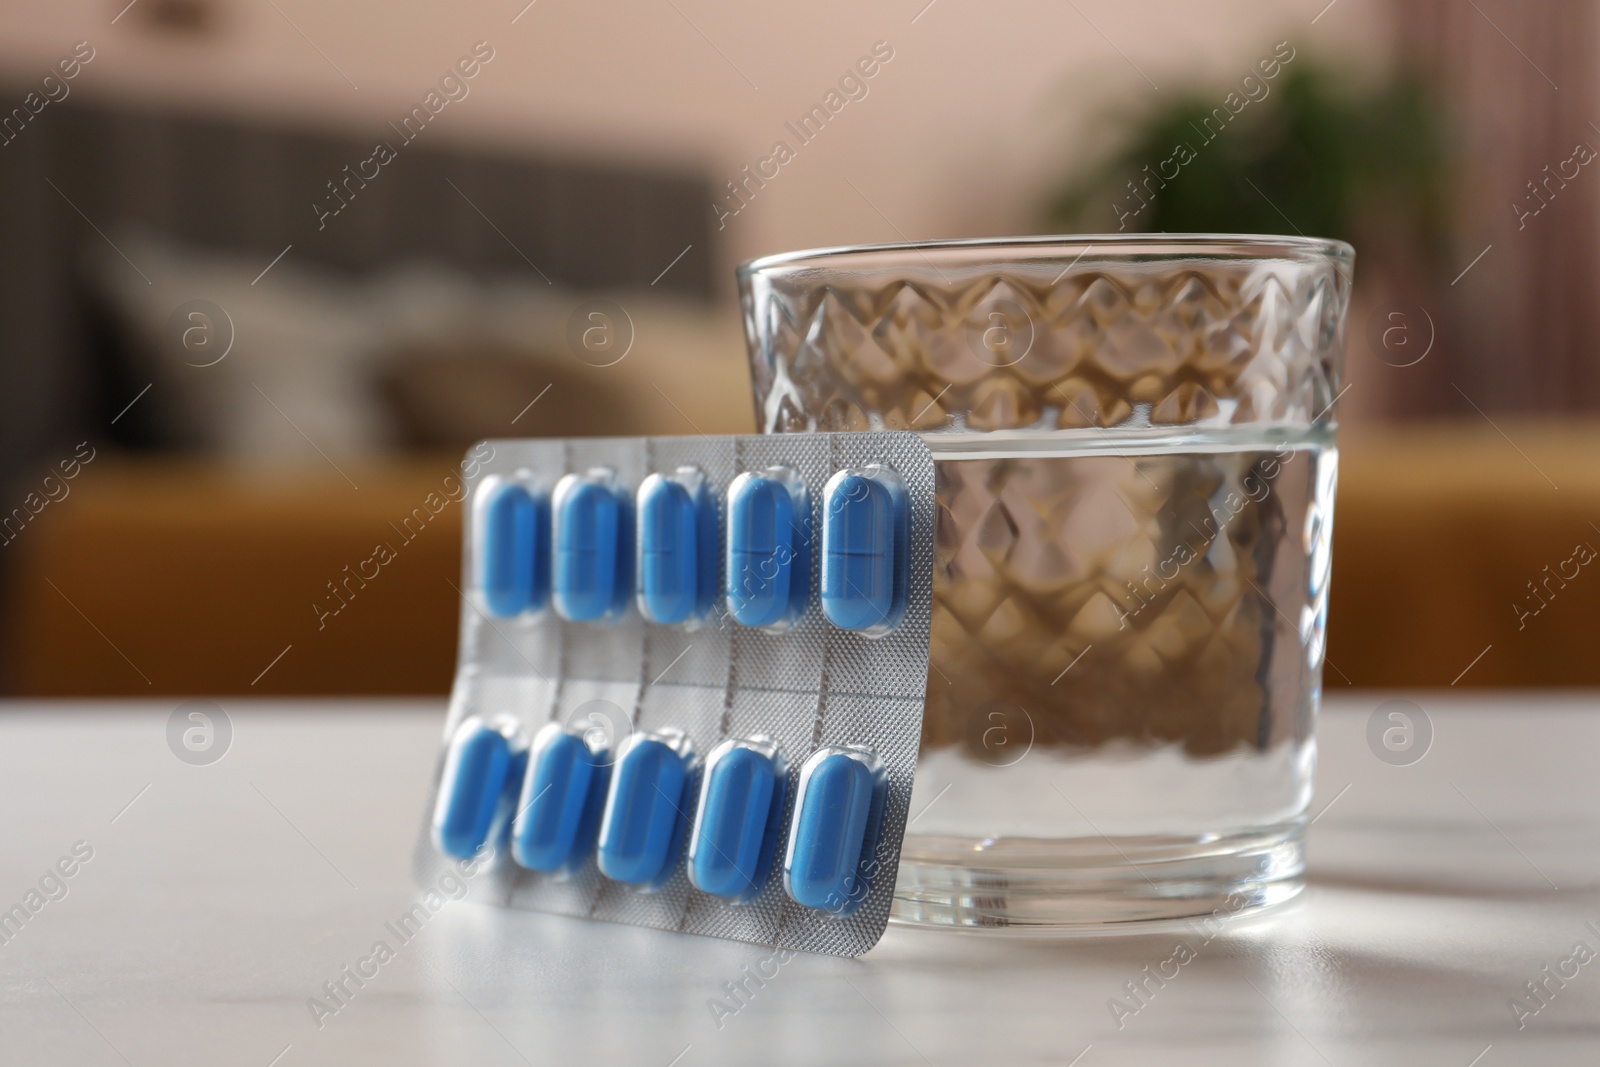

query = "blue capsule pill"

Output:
[[726, 470, 810, 629], [821, 469, 909, 633], [511, 724, 610, 873], [432, 718, 525, 861], [783, 747, 886, 915], [638, 471, 718, 625], [480, 483, 548, 618], [597, 733, 693, 887], [689, 740, 787, 902], [554, 473, 632, 622]]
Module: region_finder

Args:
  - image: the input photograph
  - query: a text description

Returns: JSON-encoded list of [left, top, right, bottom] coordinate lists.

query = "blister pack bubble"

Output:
[[413, 431, 934, 957]]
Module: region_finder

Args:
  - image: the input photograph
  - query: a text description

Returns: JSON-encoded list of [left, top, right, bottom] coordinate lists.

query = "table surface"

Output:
[[2, 695, 1596, 1066]]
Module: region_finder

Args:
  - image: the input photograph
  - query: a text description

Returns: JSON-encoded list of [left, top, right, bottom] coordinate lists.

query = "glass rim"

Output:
[[738, 232, 1355, 277]]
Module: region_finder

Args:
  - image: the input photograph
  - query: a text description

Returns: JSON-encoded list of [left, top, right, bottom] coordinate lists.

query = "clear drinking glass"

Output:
[[737, 235, 1352, 930]]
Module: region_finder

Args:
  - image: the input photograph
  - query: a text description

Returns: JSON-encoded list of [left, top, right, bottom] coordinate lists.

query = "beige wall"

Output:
[[0, 0, 1388, 292]]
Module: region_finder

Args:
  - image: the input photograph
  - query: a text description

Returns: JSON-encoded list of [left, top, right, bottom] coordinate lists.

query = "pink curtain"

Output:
[[1397, 0, 1600, 412]]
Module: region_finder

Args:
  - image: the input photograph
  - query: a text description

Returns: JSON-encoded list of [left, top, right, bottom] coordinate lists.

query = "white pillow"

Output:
[[91, 233, 393, 460], [87, 233, 753, 461]]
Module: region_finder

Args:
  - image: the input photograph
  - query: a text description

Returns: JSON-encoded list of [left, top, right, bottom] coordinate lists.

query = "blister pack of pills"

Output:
[[413, 431, 934, 957]]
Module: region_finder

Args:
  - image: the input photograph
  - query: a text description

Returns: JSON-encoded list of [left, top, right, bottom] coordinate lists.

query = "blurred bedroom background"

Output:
[[0, 0, 1594, 696]]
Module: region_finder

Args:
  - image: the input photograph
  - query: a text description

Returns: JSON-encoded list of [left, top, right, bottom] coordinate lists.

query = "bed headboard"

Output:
[[25, 94, 716, 292], [0, 87, 717, 473]]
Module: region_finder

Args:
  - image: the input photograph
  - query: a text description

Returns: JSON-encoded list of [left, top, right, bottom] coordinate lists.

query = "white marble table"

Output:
[[1, 695, 1595, 1066]]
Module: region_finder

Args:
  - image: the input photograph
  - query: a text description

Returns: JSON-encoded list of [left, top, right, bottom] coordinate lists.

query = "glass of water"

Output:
[[737, 235, 1352, 930]]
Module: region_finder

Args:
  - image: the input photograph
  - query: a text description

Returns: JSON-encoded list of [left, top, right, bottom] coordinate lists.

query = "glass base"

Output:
[[889, 822, 1306, 933]]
